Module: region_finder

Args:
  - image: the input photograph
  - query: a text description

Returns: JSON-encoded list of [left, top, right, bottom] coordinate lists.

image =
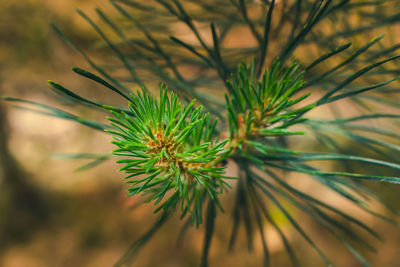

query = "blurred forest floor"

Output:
[[0, 1, 400, 267]]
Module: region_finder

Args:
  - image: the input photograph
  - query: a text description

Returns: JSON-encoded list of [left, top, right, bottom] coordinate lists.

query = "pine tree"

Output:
[[4, 0, 400, 266]]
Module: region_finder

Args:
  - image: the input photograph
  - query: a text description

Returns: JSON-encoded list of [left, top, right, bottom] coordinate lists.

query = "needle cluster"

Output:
[[226, 60, 313, 155], [107, 87, 230, 225]]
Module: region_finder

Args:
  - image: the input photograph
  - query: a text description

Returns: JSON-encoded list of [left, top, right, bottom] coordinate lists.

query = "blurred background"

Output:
[[1, 1, 400, 266]]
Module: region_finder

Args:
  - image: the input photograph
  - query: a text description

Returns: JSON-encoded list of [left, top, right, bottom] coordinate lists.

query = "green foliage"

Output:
[[3, 0, 400, 266], [107, 87, 229, 226], [225, 60, 312, 145]]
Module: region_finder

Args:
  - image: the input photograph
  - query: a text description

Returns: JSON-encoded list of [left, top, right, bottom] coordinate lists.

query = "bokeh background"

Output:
[[1, 1, 400, 266]]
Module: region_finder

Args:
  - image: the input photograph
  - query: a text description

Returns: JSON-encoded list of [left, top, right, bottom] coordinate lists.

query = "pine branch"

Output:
[[3, 0, 400, 266]]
